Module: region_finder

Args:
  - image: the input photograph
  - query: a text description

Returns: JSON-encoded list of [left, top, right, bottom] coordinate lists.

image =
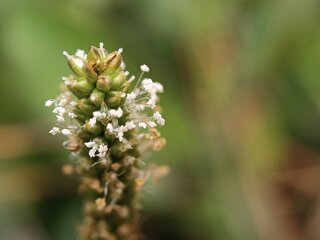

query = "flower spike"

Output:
[[45, 42, 167, 240]]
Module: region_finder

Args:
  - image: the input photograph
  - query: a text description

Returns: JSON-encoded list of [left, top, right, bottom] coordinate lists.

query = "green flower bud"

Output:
[[84, 121, 103, 136], [63, 51, 85, 77], [104, 130, 116, 142], [86, 46, 101, 62], [90, 89, 105, 107], [120, 81, 130, 92], [102, 52, 122, 75], [84, 62, 98, 83], [105, 91, 125, 108], [73, 108, 88, 123], [77, 99, 97, 115], [111, 72, 127, 91], [78, 129, 94, 140], [110, 144, 124, 160], [96, 75, 112, 93], [67, 79, 94, 98], [49, 43, 166, 240]]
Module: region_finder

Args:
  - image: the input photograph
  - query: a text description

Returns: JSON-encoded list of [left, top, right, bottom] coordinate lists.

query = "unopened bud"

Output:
[[102, 52, 122, 75], [77, 99, 97, 115], [63, 51, 85, 77], [67, 79, 94, 98], [104, 130, 116, 142], [84, 121, 103, 136], [84, 62, 98, 83], [86, 46, 101, 62], [90, 89, 105, 107], [63, 137, 82, 152], [111, 72, 127, 91], [62, 164, 75, 175], [72, 108, 88, 123], [105, 91, 125, 108], [110, 144, 124, 160], [95, 198, 106, 210], [96, 75, 112, 93]]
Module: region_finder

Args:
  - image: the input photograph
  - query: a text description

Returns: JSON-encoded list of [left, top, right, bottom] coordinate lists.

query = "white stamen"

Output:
[[89, 118, 97, 127], [89, 148, 96, 158], [93, 111, 106, 119], [140, 64, 150, 72], [147, 97, 156, 109], [59, 98, 68, 106], [53, 106, 65, 115], [106, 123, 114, 133], [68, 112, 77, 118], [45, 99, 55, 107], [49, 127, 60, 135], [125, 121, 136, 130], [75, 49, 87, 59], [85, 140, 96, 148], [139, 122, 147, 129], [129, 75, 136, 82], [153, 111, 165, 126], [147, 121, 157, 128], [108, 107, 123, 118], [56, 115, 65, 123], [61, 129, 72, 135], [62, 51, 71, 58]]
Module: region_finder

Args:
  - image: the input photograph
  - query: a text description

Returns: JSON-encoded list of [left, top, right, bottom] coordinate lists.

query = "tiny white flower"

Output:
[[147, 97, 156, 109], [108, 107, 123, 118], [142, 78, 152, 85], [61, 129, 72, 135], [75, 49, 87, 59], [135, 104, 145, 111], [97, 144, 108, 158], [85, 140, 96, 148], [89, 118, 97, 127], [115, 125, 126, 142], [56, 115, 65, 123], [53, 106, 65, 115], [106, 123, 114, 133], [58, 98, 68, 106], [49, 127, 60, 135], [139, 122, 147, 129], [93, 111, 106, 120], [89, 148, 97, 158], [142, 78, 163, 95], [125, 121, 136, 130], [45, 99, 55, 107], [153, 111, 165, 126], [126, 92, 136, 101], [68, 112, 77, 118], [116, 132, 124, 142], [70, 101, 77, 107], [147, 121, 157, 127], [140, 64, 150, 72]]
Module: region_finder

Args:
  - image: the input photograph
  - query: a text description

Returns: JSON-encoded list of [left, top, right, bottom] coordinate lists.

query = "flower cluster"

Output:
[[45, 43, 167, 240]]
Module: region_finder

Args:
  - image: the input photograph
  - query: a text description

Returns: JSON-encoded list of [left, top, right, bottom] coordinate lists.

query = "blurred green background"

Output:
[[1, 0, 320, 239]]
